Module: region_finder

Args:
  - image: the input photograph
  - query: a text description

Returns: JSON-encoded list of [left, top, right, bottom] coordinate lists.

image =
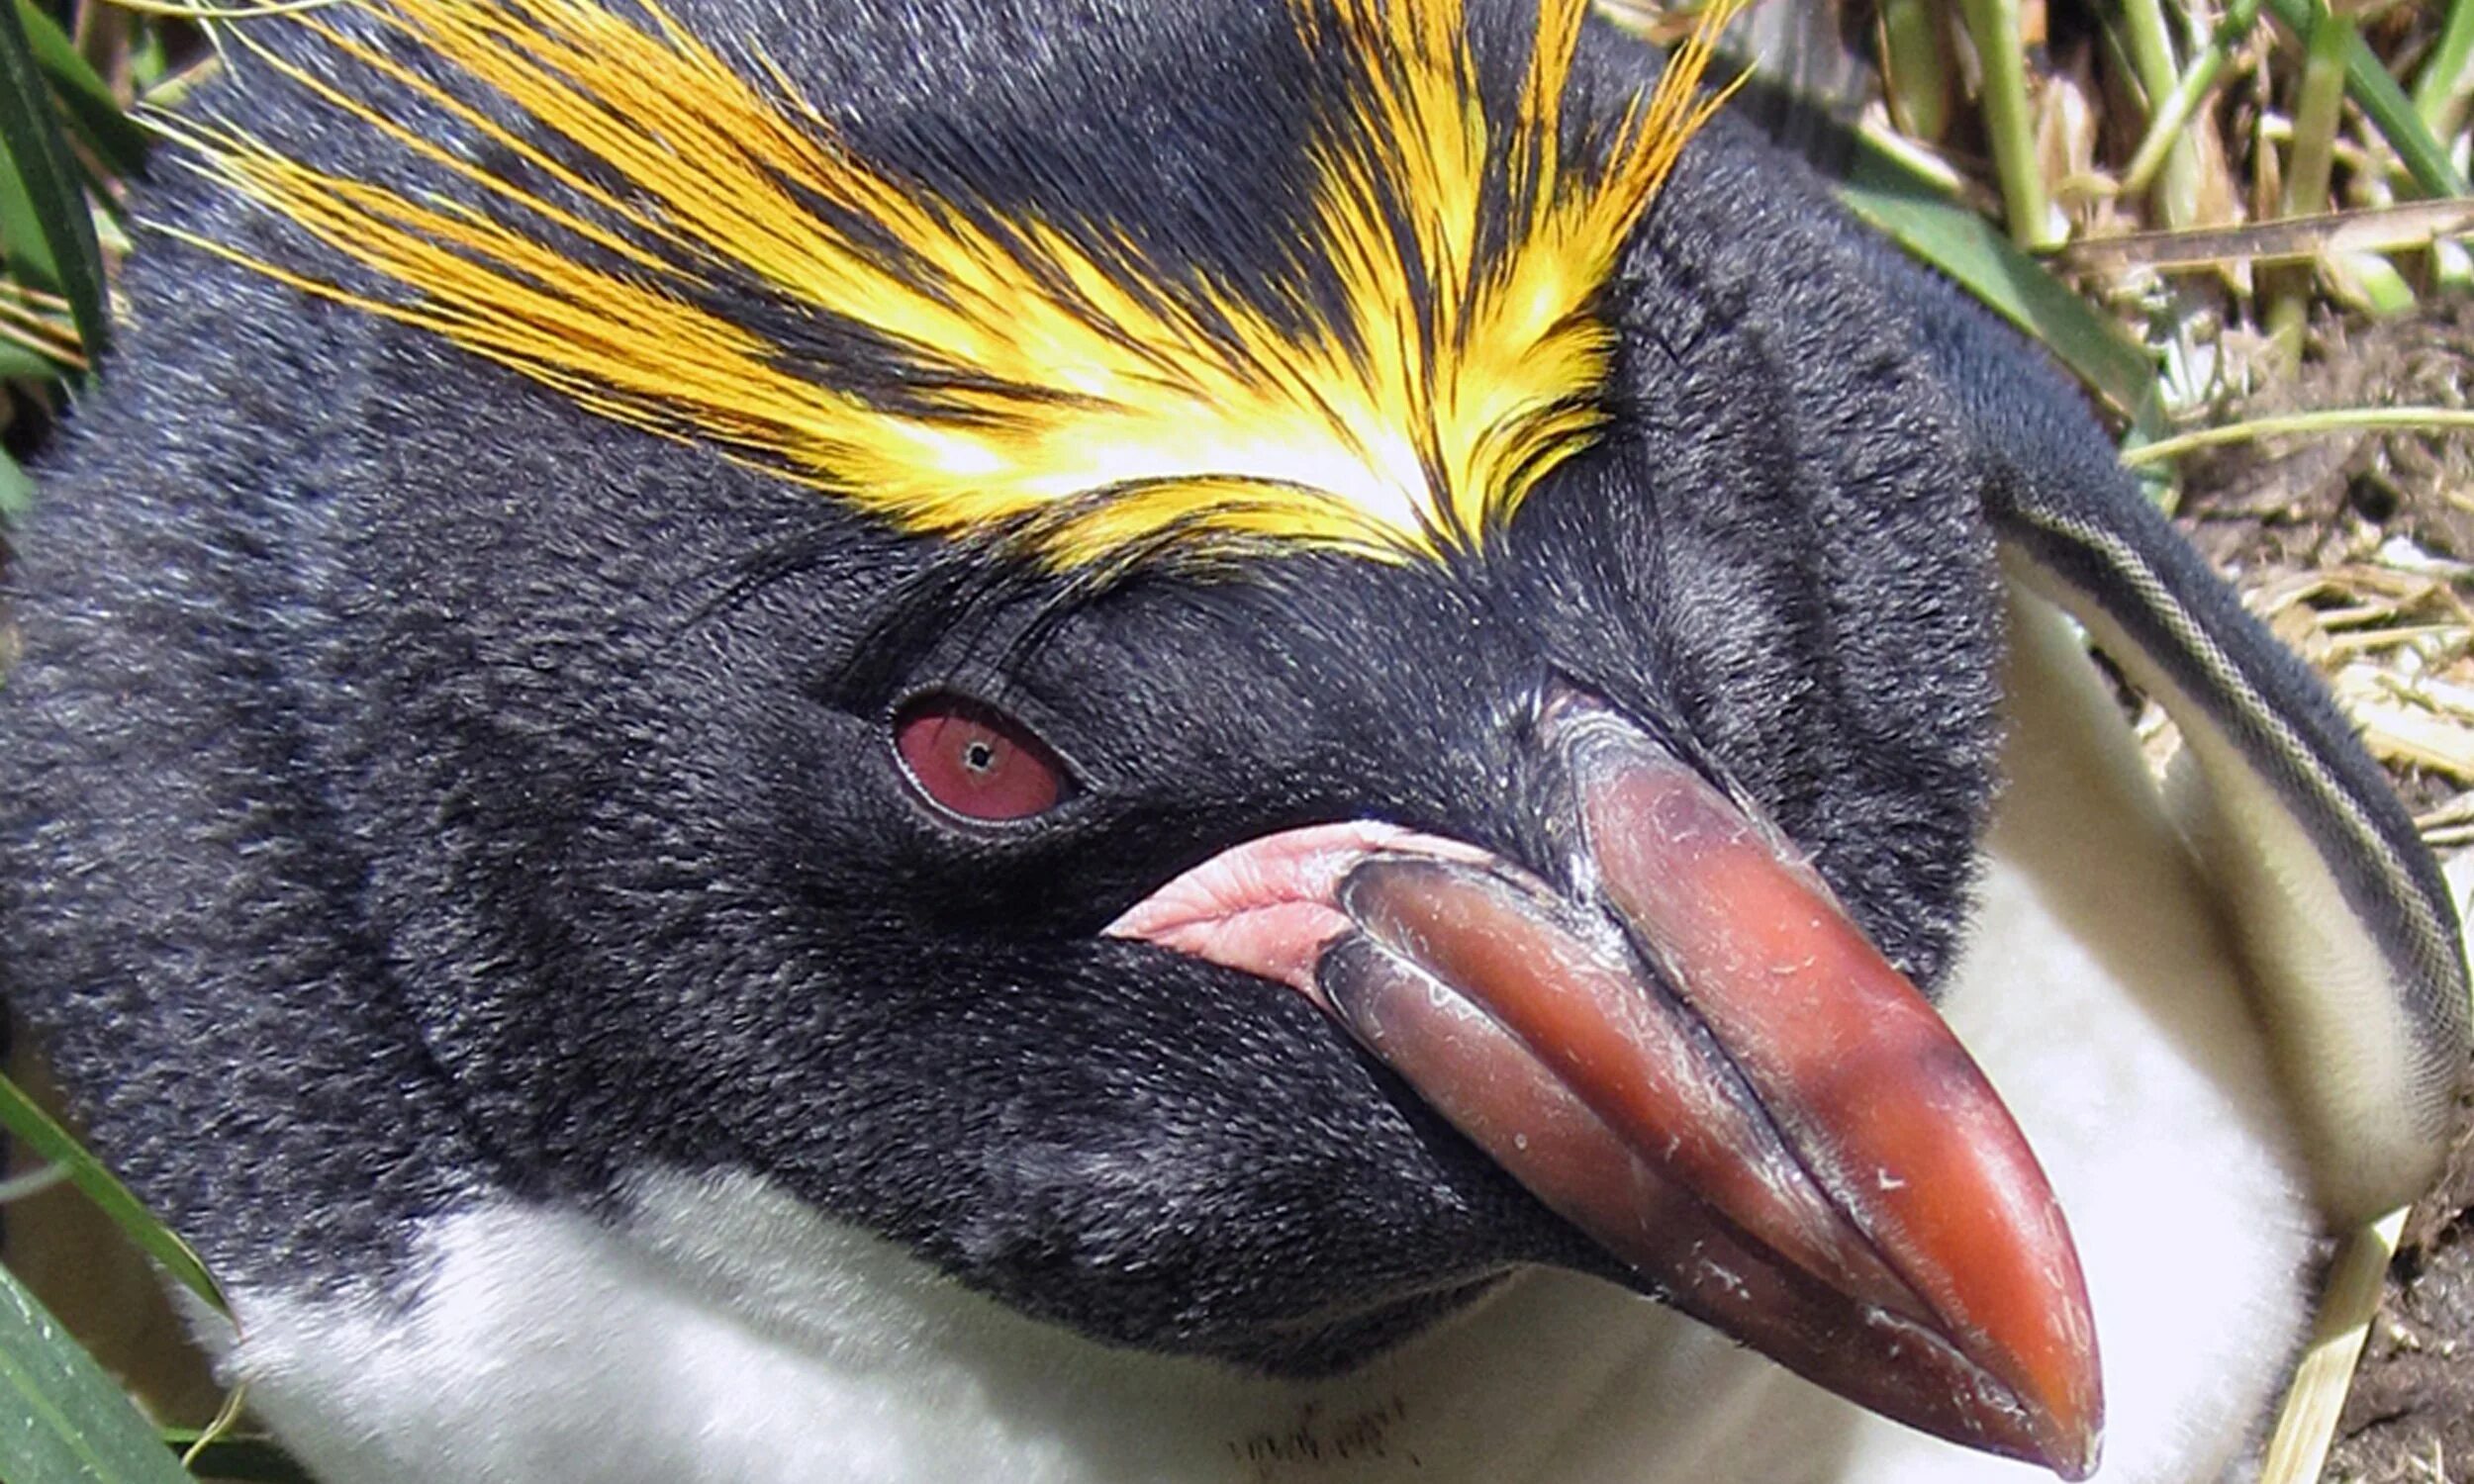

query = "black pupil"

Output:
[[962, 737, 999, 774]]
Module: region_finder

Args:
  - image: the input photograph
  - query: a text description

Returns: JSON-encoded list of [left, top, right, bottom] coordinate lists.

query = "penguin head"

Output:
[[154, 0, 2102, 1472]]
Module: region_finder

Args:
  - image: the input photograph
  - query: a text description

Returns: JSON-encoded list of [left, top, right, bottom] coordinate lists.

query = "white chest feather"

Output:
[[212, 610, 2316, 1484]]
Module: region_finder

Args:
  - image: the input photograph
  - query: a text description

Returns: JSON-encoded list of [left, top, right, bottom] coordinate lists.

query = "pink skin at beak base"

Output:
[[1102, 820, 1489, 1012]]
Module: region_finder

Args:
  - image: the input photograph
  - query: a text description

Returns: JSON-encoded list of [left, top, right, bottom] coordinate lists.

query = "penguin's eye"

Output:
[[894, 695, 1069, 822]]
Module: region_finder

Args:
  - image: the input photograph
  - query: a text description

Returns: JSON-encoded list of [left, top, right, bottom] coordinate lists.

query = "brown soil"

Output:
[[2333, 1111, 2474, 1484]]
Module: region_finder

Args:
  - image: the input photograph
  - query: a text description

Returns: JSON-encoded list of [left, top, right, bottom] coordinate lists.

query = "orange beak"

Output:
[[1319, 695, 2101, 1477]]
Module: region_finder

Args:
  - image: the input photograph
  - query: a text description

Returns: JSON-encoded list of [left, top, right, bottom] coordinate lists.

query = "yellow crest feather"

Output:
[[177, 0, 1749, 567]]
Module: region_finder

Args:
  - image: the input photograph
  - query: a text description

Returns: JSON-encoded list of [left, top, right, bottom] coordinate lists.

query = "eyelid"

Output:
[[887, 672, 1101, 784], [892, 691, 1080, 825]]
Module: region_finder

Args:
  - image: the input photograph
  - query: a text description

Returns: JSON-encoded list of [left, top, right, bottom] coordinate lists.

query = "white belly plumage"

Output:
[[211, 600, 2316, 1484]]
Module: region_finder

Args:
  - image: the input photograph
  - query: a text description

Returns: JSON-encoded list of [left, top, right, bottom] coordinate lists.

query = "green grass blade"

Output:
[[14, 0, 149, 182], [1954, 0, 2061, 248], [2114, 0, 2202, 226], [1838, 137, 2166, 438], [2415, 0, 2474, 137], [2261, 0, 2471, 199], [2122, 0, 2260, 198], [0, 0, 107, 358], [0, 337, 62, 381], [0, 446, 35, 522], [158, 1433, 317, 1484], [0, 1075, 227, 1315], [0, 1262, 196, 1484]]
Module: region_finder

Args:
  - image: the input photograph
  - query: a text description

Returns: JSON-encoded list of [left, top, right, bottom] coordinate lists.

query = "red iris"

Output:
[[894, 696, 1068, 822]]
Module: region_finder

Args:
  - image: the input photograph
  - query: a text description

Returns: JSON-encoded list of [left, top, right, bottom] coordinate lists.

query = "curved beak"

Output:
[[1108, 693, 2102, 1478]]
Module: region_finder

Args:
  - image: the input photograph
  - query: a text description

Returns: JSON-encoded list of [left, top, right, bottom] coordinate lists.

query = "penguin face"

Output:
[[329, 334, 2082, 1462], [675, 489, 2006, 1361]]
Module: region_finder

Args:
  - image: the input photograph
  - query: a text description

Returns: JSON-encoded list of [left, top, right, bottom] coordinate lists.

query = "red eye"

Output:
[[894, 696, 1069, 822]]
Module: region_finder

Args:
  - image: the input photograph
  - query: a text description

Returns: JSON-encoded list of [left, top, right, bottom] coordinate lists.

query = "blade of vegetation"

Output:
[[2267, 1, 2362, 351], [15, 0, 148, 181], [2121, 0, 2259, 198], [2322, 249, 2416, 318], [2052, 200, 2474, 275], [2255, 1208, 2408, 1484], [1876, 0, 1954, 142], [0, 0, 106, 358], [1953, 0, 2061, 248], [0, 272, 83, 376], [0, 1076, 226, 1316], [0, 447, 34, 522], [0, 1262, 195, 1484], [2280, 6, 2352, 221], [159, 1433, 317, 1484], [2113, 0, 2201, 226], [1839, 136, 2166, 437], [0, 336, 61, 381], [2120, 407, 2474, 466], [2260, 0, 2470, 200], [2416, 0, 2474, 139]]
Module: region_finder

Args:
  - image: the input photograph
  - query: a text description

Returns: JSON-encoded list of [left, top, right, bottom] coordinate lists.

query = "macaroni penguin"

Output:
[[2, 0, 2466, 1480]]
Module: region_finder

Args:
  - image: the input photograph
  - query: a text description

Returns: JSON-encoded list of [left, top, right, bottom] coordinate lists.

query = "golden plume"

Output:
[[173, 0, 1749, 567]]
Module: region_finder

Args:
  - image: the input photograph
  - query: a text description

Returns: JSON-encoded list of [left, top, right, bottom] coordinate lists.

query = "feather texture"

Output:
[[169, 0, 1743, 567]]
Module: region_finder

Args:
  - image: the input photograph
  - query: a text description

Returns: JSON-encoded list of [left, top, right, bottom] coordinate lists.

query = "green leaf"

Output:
[[0, 445, 35, 522], [127, 23, 168, 91], [0, 335, 64, 381], [0, 1262, 196, 1484], [0, 1075, 226, 1316], [2260, 0, 2471, 200], [0, 0, 106, 359], [1837, 136, 2167, 439], [14, 0, 149, 182]]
